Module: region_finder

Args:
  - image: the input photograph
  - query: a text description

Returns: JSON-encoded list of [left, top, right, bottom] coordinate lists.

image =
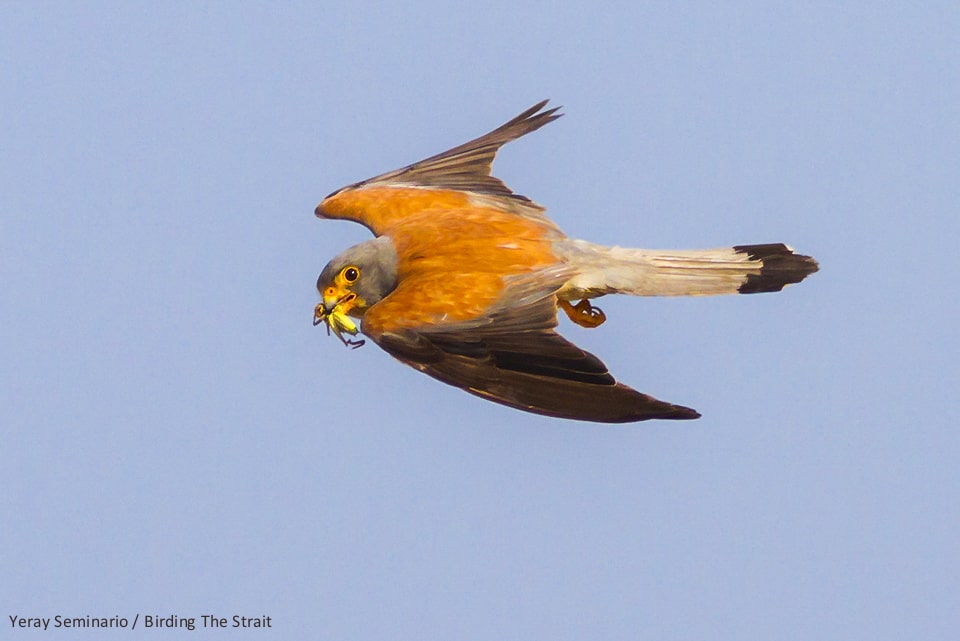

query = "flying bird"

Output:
[[313, 101, 818, 422]]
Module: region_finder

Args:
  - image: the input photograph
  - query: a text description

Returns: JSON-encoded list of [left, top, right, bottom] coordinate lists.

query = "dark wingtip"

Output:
[[627, 402, 700, 422], [665, 405, 702, 421], [733, 243, 819, 294], [607, 385, 701, 423], [495, 99, 563, 139]]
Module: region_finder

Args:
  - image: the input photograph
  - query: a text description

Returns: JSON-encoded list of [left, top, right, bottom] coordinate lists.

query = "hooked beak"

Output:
[[313, 287, 365, 348], [315, 285, 358, 323]]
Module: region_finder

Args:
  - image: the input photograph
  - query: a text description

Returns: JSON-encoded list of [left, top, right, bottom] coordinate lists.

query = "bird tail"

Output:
[[559, 241, 819, 298]]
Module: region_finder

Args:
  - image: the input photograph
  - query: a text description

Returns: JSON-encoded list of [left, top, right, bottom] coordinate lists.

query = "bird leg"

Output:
[[559, 298, 606, 328]]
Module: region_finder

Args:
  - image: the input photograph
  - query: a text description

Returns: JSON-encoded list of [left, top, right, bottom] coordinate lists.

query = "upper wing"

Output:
[[316, 101, 562, 236], [362, 295, 700, 423]]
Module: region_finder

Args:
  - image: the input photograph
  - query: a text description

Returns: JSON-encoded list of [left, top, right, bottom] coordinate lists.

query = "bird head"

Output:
[[314, 237, 399, 347]]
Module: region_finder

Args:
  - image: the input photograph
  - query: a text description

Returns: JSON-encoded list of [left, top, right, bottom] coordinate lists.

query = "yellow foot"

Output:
[[559, 298, 607, 328]]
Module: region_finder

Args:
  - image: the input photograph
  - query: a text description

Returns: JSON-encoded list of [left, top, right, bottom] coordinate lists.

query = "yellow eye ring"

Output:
[[342, 266, 360, 283]]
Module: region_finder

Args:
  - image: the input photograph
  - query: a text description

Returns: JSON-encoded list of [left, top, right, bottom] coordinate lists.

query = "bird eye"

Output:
[[342, 266, 360, 283]]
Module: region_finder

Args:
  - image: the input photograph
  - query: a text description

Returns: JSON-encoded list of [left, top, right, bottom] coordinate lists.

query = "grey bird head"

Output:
[[315, 236, 399, 319]]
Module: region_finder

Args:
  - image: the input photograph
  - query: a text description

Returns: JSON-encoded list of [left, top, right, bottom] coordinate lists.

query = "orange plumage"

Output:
[[313, 101, 818, 422]]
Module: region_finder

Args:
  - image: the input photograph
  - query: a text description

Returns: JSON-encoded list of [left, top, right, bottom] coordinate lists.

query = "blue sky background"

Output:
[[2, 3, 957, 639]]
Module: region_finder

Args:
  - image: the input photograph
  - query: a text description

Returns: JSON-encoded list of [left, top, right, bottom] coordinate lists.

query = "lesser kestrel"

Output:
[[314, 101, 817, 422]]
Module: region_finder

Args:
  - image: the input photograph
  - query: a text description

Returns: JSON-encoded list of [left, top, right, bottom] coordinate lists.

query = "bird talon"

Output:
[[559, 299, 606, 328]]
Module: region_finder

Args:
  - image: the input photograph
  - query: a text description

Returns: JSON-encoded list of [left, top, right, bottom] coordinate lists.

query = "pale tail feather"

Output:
[[558, 241, 819, 298]]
